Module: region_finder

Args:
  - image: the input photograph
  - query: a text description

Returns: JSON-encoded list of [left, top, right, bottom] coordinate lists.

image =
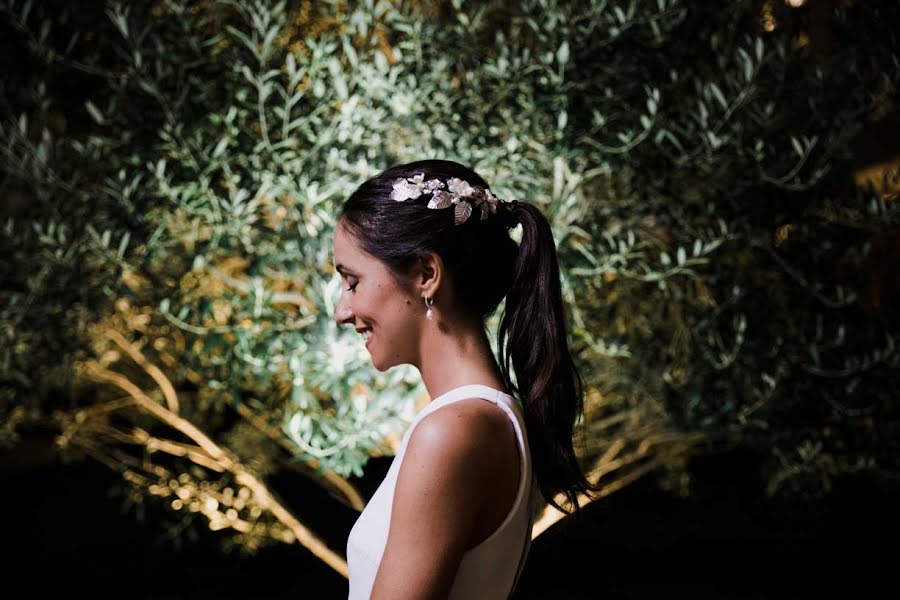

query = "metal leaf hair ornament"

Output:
[[390, 172, 503, 225]]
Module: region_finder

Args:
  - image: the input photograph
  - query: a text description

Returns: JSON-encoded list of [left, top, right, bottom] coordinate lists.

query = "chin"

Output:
[[368, 352, 387, 372], [370, 354, 403, 372], [372, 358, 396, 372]]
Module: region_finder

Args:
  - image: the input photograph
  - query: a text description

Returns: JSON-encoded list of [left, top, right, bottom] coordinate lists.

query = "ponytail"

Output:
[[497, 201, 598, 516]]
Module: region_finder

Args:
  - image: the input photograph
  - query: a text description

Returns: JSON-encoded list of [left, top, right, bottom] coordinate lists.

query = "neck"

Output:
[[417, 316, 506, 401]]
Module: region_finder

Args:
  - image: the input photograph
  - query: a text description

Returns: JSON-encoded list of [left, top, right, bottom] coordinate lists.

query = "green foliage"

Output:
[[1, 0, 899, 558]]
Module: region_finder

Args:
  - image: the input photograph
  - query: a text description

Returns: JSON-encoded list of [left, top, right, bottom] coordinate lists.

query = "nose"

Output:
[[334, 292, 354, 327]]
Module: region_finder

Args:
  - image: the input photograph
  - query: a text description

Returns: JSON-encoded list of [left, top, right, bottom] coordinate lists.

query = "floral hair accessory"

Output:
[[390, 172, 504, 225]]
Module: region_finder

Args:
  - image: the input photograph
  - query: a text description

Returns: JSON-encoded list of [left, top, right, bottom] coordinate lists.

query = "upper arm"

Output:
[[369, 400, 494, 600]]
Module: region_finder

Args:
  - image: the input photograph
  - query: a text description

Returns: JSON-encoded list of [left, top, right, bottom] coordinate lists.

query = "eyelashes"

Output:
[[346, 282, 358, 293]]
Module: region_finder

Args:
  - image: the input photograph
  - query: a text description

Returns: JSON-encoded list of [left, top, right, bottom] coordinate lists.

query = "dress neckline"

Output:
[[429, 383, 516, 406]]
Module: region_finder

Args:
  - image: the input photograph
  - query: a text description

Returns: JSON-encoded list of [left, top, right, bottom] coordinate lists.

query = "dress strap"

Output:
[[423, 383, 517, 412]]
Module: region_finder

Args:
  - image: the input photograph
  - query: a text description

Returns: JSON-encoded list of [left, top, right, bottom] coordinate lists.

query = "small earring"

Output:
[[424, 296, 434, 320]]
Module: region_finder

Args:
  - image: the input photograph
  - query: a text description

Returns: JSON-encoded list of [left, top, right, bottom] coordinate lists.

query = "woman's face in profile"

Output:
[[332, 223, 422, 371]]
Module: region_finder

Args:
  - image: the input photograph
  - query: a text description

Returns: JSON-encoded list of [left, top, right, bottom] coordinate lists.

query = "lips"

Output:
[[358, 328, 373, 347]]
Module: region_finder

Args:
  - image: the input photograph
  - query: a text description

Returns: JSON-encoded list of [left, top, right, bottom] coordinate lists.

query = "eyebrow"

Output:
[[335, 263, 358, 276]]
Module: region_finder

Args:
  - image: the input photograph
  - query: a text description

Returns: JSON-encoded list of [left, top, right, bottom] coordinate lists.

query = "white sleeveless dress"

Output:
[[346, 383, 537, 599]]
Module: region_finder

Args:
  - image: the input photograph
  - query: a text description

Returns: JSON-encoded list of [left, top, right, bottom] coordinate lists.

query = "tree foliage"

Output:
[[2, 0, 898, 567]]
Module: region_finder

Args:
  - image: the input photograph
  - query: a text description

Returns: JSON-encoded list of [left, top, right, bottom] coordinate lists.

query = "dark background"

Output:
[[5, 442, 895, 599]]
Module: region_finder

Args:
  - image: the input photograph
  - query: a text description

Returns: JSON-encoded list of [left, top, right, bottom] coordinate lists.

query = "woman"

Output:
[[335, 160, 596, 599]]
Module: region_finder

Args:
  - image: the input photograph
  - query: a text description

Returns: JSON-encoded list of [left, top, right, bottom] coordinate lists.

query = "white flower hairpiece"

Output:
[[390, 172, 503, 225]]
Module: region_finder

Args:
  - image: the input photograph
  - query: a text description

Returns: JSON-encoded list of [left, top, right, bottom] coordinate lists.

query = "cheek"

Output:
[[376, 290, 416, 324], [361, 284, 393, 317]]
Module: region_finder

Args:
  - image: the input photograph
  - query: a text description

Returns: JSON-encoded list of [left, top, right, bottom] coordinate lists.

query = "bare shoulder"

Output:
[[414, 397, 514, 452]]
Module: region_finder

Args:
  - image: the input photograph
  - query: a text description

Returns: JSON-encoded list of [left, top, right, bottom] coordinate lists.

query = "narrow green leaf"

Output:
[[85, 100, 105, 124], [117, 231, 131, 258], [710, 83, 727, 110], [556, 40, 570, 65]]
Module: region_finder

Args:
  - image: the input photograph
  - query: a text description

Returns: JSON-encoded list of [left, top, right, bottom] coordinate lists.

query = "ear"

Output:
[[413, 251, 443, 298]]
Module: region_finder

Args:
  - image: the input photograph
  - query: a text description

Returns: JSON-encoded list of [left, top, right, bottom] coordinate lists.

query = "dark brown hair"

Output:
[[338, 159, 596, 515]]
